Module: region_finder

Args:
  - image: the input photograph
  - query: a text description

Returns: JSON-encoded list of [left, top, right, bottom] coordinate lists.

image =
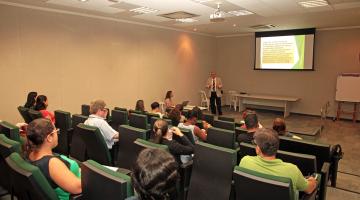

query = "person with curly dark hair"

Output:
[[131, 148, 179, 200]]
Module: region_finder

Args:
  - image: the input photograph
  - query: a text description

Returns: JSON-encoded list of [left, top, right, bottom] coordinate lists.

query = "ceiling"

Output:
[[1, 0, 360, 36]]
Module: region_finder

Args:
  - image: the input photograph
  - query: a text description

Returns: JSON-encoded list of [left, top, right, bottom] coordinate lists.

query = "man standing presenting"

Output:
[[206, 71, 223, 115]]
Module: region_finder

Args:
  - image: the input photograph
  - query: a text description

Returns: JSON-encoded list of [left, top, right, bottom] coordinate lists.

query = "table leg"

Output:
[[238, 98, 244, 113], [284, 101, 290, 118]]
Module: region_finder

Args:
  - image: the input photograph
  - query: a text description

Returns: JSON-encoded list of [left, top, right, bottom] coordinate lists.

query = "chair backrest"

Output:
[[70, 114, 88, 162], [218, 116, 235, 122], [0, 121, 20, 142], [239, 143, 317, 176], [149, 117, 172, 130], [233, 166, 294, 200], [134, 139, 169, 151], [213, 119, 235, 131], [111, 109, 129, 130], [81, 104, 90, 116], [187, 142, 237, 200], [18, 106, 32, 123], [54, 110, 72, 155], [28, 109, 43, 121], [279, 136, 330, 173], [179, 127, 195, 145], [202, 113, 214, 125], [200, 90, 208, 100], [76, 123, 112, 166], [207, 127, 236, 149], [6, 152, 59, 200], [146, 113, 160, 123], [129, 109, 144, 115], [0, 134, 21, 190], [81, 160, 133, 200], [117, 125, 147, 170], [114, 107, 127, 111], [129, 113, 148, 130]]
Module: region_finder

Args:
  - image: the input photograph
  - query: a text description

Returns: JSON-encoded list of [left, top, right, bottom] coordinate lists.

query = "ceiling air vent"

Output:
[[159, 11, 199, 20], [250, 24, 276, 30]]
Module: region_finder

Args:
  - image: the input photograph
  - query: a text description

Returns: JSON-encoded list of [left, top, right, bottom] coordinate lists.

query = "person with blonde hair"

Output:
[[84, 99, 119, 149]]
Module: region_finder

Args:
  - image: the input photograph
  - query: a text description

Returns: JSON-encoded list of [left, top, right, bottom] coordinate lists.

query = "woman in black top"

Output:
[[24, 91, 37, 109], [152, 119, 194, 164]]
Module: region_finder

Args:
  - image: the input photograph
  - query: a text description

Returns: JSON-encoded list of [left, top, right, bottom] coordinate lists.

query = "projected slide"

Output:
[[260, 35, 304, 69], [254, 28, 315, 70]]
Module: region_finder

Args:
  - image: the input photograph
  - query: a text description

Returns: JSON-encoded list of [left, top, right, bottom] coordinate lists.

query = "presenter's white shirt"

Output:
[[85, 114, 117, 149]]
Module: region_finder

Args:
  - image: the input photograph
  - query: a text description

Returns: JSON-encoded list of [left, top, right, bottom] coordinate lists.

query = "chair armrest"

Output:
[[70, 193, 82, 200], [300, 189, 317, 200], [319, 162, 330, 200], [180, 160, 193, 169]]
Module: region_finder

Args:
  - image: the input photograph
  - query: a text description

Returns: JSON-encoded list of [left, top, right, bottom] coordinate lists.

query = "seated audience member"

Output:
[[168, 108, 181, 126], [273, 118, 302, 140], [164, 90, 175, 110], [35, 95, 55, 124], [175, 104, 186, 122], [178, 108, 209, 142], [151, 119, 194, 164], [239, 128, 317, 197], [24, 91, 37, 109], [84, 100, 119, 150], [25, 118, 81, 199], [237, 112, 259, 144], [150, 102, 163, 118], [135, 100, 146, 113], [240, 110, 263, 129], [131, 148, 178, 200]]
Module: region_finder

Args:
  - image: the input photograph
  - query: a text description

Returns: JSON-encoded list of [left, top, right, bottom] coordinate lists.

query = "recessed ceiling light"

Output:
[[298, 0, 329, 8], [191, 0, 214, 3], [228, 10, 254, 16], [78, 0, 89, 2], [233, 24, 237, 27], [176, 18, 198, 23], [129, 7, 159, 14], [193, 28, 197, 31]]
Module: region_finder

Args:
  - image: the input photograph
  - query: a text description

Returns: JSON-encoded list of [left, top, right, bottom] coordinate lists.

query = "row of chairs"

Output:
[[0, 133, 134, 200]]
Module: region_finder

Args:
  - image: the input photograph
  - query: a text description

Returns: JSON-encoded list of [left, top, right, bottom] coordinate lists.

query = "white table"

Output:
[[234, 93, 300, 118], [184, 105, 208, 111]]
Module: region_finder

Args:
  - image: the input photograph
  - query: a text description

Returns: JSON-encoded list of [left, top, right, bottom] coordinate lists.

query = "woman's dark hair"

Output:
[[272, 118, 286, 135], [135, 100, 145, 112], [25, 118, 54, 157], [191, 107, 203, 120], [165, 91, 172, 99], [131, 148, 179, 200], [34, 95, 48, 111], [151, 119, 168, 144], [168, 108, 181, 126], [24, 91, 37, 108]]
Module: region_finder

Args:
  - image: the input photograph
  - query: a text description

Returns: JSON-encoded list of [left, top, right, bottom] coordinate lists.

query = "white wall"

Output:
[[216, 28, 360, 117], [0, 4, 216, 123]]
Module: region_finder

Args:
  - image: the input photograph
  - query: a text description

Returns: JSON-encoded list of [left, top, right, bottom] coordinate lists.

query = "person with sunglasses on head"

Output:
[[25, 118, 81, 200], [84, 99, 119, 150]]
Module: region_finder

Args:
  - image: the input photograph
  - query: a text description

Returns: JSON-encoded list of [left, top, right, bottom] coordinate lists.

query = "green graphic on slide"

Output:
[[293, 35, 305, 69]]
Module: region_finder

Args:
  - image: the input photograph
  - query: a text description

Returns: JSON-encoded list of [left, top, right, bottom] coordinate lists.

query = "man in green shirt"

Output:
[[239, 128, 317, 198]]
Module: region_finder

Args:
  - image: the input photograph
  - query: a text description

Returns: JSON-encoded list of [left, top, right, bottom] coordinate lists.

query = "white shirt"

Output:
[[178, 123, 198, 142], [84, 114, 117, 149]]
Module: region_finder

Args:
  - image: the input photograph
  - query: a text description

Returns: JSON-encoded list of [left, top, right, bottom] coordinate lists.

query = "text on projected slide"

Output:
[[260, 35, 305, 69]]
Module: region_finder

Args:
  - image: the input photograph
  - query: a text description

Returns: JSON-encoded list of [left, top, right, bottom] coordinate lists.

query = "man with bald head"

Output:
[[206, 71, 223, 115]]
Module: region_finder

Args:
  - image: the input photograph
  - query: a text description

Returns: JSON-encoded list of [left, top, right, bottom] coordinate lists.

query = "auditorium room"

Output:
[[0, 0, 359, 200]]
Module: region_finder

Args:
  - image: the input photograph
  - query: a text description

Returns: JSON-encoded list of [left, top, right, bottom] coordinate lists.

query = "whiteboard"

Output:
[[336, 75, 360, 102]]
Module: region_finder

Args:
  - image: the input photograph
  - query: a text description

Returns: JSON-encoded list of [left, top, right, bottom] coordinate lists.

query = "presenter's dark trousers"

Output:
[[210, 91, 222, 115]]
